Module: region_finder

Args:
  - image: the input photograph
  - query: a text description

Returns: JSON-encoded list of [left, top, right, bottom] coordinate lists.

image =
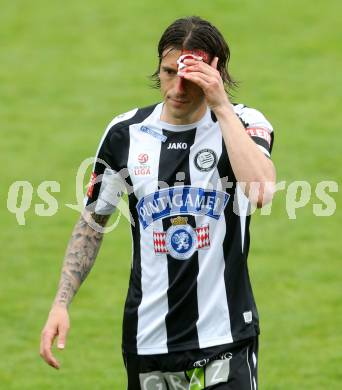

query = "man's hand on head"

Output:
[[177, 56, 230, 112]]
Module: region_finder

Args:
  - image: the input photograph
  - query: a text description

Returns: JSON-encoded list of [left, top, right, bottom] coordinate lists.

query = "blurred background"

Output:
[[1, 0, 341, 388]]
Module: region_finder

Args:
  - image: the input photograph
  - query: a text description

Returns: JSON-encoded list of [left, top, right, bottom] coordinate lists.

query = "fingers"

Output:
[[180, 68, 222, 92], [210, 56, 219, 69], [40, 330, 60, 369], [180, 71, 211, 88], [57, 324, 69, 349], [183, 57, 218, 70], [40, 306, 70, 369], [181, 59, 220, 80], [179, 55, 227, 108]]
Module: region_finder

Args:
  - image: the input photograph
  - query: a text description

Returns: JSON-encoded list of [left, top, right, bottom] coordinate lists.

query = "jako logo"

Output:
[[138, 153, 149, 164], [167, 142, 187, 150]]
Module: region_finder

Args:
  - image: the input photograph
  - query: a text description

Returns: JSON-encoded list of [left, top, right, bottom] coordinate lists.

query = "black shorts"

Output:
[[123, 336, 258, 390]]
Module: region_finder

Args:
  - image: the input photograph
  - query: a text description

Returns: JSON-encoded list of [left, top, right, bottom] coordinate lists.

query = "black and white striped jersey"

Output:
[[84, 102, 274, 355]]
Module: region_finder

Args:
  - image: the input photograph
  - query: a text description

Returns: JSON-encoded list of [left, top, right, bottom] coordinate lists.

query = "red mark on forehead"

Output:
[[181, 49, 210, 63]]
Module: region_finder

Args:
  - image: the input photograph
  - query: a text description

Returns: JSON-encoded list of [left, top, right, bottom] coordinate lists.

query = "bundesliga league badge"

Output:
[[153, 216, 210, 260]]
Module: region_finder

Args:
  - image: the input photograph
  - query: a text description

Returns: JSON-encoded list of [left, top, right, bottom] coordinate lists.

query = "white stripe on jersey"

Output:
[[189, 113, 233, 348], [127, 113, 169, 354], [236, 184, 250, 253]]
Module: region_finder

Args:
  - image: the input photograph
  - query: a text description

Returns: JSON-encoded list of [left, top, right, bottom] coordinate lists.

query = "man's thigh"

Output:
[[124, 336, 258, 390]]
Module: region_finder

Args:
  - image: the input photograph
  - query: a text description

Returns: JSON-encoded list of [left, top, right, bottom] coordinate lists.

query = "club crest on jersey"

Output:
[[194, 149, 217, 172], [153, 216, 210, 260], [137, 186, 230, 229]]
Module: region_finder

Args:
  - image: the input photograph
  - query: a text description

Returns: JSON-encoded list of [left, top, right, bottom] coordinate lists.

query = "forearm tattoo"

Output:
[[53, 212, 110, 307]]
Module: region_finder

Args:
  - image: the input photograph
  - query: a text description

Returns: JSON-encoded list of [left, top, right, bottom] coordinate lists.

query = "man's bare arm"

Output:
[[53, 211, 110, 308], [40, 210, 110, 369]]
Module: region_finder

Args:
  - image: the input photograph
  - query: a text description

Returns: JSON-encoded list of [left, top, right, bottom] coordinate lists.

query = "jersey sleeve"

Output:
[[83, 110, 137, 215], [235, 104, 275, 158]]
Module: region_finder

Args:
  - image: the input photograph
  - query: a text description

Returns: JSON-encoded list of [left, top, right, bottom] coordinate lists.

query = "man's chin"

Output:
[[161, 99, 194, 123]]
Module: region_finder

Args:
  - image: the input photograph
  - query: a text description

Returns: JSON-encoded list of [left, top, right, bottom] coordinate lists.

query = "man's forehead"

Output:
[[160, 48, 182, 66], [161, 47, 210, 65]]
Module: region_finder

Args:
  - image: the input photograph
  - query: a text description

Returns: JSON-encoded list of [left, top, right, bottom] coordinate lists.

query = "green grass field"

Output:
[[1, 1, 341, 388]]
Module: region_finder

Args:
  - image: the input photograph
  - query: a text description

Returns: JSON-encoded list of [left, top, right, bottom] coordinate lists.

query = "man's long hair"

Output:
[[150, 16, 238, 96]]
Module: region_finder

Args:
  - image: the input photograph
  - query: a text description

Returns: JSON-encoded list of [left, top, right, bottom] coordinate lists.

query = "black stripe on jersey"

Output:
[[158, 128, 200, 352], [269, 131, 274, 154], [250, 136, 271, 153], [122, 192, 142, 354], [210, 110, 218, 122], [217, 139, 260, 342]]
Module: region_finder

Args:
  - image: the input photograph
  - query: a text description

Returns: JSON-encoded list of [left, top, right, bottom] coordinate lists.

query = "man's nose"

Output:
[[175, 75, 186, 94]]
